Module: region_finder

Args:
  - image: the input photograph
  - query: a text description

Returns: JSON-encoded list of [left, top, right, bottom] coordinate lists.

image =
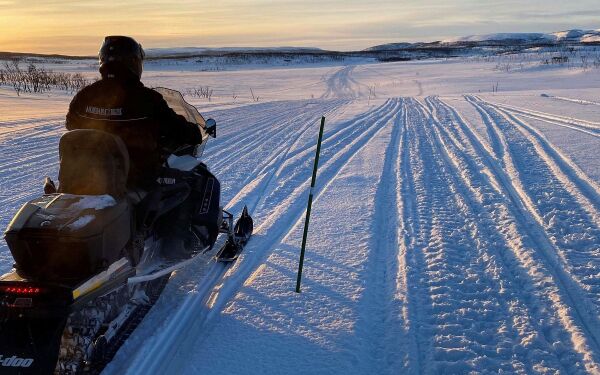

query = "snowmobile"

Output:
[[0, 88, 253, 374]]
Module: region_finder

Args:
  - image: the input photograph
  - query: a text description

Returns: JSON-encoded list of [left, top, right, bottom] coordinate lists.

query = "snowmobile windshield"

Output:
[[153, 87, 210, 157]]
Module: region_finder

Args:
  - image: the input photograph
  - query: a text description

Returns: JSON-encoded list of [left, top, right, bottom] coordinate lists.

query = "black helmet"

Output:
[[99, 36, 145, 80]]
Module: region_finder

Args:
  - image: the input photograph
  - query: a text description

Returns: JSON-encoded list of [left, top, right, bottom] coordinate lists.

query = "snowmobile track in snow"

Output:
[[115, 95, 600, 374], [0, 116, 64, 138], [2, 87, 600, 374], [0, 119, 63, 268], [321, 66, 367, 99], [124, 98, 406, 375], [420, 96, 600, 372], [459, 96, 600, 370], [401, 99, 555, 372], [486, 101, 600, 138]]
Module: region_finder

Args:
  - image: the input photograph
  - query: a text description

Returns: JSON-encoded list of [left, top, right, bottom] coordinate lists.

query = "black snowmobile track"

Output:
[[86, 275, 169, 375], [55, 275, 170, 375]]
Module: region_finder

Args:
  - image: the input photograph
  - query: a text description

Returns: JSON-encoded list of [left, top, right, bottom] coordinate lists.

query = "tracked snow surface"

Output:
[[1, 53, 600, 374]]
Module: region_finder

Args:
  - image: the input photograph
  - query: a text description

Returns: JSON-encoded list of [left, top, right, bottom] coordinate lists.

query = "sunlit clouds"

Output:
[[0, 0, 599, 54]]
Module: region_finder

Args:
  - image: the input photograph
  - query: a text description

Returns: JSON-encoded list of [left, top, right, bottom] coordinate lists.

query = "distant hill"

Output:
[[1, 28, 598, 64], [144, 46, 326, 58], [446, 29, 600, 43], [367, 29, 600, 52]]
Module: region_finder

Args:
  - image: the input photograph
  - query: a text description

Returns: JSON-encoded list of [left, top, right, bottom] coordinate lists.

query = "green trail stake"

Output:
[[296, 116, 326, 293]]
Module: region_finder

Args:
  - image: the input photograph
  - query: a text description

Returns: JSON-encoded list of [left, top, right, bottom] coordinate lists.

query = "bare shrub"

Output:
[[0, 60, 91, 95], [250, 88, 259, 102], [185, 86, 214, 101]]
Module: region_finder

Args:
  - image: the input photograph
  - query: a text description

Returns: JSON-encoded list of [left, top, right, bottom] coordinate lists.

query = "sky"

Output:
[[0, 0, 599, 55]]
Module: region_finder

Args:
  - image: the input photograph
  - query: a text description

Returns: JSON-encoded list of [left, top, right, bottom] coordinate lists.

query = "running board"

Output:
[[128, 257, 196, 284]]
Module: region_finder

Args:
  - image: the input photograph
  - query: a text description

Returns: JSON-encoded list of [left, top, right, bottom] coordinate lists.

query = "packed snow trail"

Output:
[[1, 77, 600, 374], [166, 98, 408, 375], [121, 98, 403, 375], [399, 98, 590, 373], [425, 96, 600, 372], [542, 94, 600, 107], [321, 66, 366, 99], [0, 119, 63, 270], [465, 97, 600, 324], [0, 116, 65, 137], [485, 101, 600, 138], [115, 95, 600, 374]]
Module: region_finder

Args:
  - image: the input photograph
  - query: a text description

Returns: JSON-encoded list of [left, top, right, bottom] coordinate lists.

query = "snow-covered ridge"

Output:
[[445, 32, 553, 43], [445, 29, 600, 43], [366, 28, 600, 52]]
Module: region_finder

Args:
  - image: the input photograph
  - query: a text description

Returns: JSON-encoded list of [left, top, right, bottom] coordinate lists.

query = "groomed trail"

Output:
[[116, 93, 598, 374], [1, 63, 600, 374]]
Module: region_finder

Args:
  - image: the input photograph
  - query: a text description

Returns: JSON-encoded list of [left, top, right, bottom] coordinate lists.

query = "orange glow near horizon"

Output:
[[0, 0, 404, 55], [0, 1, 598, 55]]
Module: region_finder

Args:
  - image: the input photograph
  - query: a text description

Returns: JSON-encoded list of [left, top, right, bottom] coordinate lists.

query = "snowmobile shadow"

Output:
[[176, 228, 427, 373], [195, 312, 355, 374], [182, 255, 365, 373]]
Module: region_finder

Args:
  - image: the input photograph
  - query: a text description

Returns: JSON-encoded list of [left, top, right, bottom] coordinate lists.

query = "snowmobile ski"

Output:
[[216, 206, 254, 262]]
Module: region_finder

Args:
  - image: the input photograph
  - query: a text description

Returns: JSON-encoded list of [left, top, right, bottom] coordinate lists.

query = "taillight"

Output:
[[1, 286, 42, 295]]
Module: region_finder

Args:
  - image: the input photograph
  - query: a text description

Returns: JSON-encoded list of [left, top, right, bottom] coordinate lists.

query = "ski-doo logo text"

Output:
[[0, 355, 34, 368], [157, 177, 176, 185]]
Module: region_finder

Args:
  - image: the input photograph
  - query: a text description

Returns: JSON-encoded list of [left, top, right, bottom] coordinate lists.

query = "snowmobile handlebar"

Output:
[[166, 118, 215, 158]]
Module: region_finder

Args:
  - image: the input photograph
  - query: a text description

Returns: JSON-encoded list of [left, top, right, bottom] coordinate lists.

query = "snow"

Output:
[[444, 29, 600, 44], [582, 35, 600, 43], [68, 194, 117, 210], [446, 32, 554, 43], [551, 29, 600, 42], [1, 46, 600, 374], [68, 215, 94, 230], [63, 195, 118, 229]]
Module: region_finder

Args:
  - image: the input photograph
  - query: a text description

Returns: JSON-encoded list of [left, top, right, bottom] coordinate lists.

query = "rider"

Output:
[[66, 35, 202, 187], [65, 36, 203, 259]]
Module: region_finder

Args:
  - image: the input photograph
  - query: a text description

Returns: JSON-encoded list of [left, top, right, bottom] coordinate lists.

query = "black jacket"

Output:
[[66, 77, 202, 187]]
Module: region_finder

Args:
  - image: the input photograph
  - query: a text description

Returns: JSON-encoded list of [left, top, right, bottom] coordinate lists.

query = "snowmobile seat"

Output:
[[58, 129, 130, 197]]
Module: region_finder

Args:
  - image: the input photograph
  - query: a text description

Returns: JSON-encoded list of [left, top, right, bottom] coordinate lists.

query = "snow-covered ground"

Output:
[[1, 54, 600, 374]]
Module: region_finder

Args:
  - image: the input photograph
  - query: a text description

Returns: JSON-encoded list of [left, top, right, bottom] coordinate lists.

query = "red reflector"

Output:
[[2, 286, 41, 295]]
